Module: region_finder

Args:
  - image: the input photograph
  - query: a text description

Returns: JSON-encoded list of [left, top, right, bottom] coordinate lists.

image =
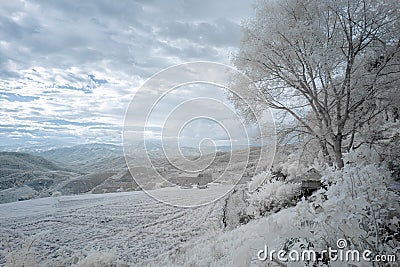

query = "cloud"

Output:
[[0, 0, 254, 150], [158, 18, 241, 47]]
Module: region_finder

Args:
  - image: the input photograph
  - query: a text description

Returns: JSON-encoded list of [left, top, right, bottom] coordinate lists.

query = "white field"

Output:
[[0, 185, 233, 266]]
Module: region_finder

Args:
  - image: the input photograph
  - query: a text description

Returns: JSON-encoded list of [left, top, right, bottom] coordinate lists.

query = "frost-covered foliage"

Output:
[[150, 149, 399, 266], [290, 150, 400, 266], [221, 186, 250, 230], [275, 153, 304, 181], [234, 0, 400, 168], [248, 171, 271, 191], [223, 173, 301, 230], [270, 142, 326, 182], [71, 250, 117, 267], [387, 134, 400, 180], [269, 145, 306, 181], [274, 151, 400, 266], [246, 179, 301, 217], [377, 121, 400, 180]]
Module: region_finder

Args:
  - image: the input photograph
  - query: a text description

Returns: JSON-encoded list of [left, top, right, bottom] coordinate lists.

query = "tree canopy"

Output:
[[234, 0, 400, 168]]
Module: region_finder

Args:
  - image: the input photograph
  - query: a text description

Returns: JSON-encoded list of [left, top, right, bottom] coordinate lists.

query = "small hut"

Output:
[[172, 172, 213, 186], [301, 168, 321, 197]]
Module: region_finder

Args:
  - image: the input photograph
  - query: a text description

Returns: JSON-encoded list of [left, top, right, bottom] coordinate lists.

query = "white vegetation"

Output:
[[0, 186, 230, 266], [233, 0, 400, 168], [246, 179, 301, 217], [2, 0, 400, 266], [248, 171, 271, 192], [149, 149, 399, 266], [1, 149, 398, 266], [293, 149, 400, 265]]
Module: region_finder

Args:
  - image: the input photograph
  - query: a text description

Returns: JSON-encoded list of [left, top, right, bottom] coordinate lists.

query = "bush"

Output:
[[246, 179, 301, 218], [288, 150, 400, 266]]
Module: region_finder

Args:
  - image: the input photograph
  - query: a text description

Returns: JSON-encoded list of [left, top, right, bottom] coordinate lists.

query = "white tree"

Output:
[[234, 0, 400, 168]]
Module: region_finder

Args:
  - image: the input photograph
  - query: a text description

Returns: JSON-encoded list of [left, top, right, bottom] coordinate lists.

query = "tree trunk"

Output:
[[333, 138, 344, 169], [318, 139, 332, 165]]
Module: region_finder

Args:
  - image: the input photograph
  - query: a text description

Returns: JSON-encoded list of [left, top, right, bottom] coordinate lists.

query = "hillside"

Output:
[[37, 143, 123, 173], [0, 152, 79, 203], [0, 185, 231, 265], [0, 152, 65, 173], [0, 143, 267, 204]]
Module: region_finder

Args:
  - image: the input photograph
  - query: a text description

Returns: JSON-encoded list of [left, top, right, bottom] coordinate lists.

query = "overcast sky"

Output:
[[0, 0, 255, 151]]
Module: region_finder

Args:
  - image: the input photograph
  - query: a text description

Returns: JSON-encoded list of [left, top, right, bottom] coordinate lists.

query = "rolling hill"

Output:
[[0, 143, 265, 204], [0, 152, 79, 203]]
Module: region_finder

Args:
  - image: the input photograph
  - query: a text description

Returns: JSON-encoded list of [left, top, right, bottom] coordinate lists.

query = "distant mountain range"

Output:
[[36, 143, 124, 172], [0, 142, 263, 204]]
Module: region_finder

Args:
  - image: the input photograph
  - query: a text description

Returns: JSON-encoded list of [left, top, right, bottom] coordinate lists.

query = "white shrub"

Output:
[[72, 250, 117, 267], [248, 171, 271, 192], [291, 156, 400, 266], [246, 179, 301, 217], [150, 149, 400, 267]]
